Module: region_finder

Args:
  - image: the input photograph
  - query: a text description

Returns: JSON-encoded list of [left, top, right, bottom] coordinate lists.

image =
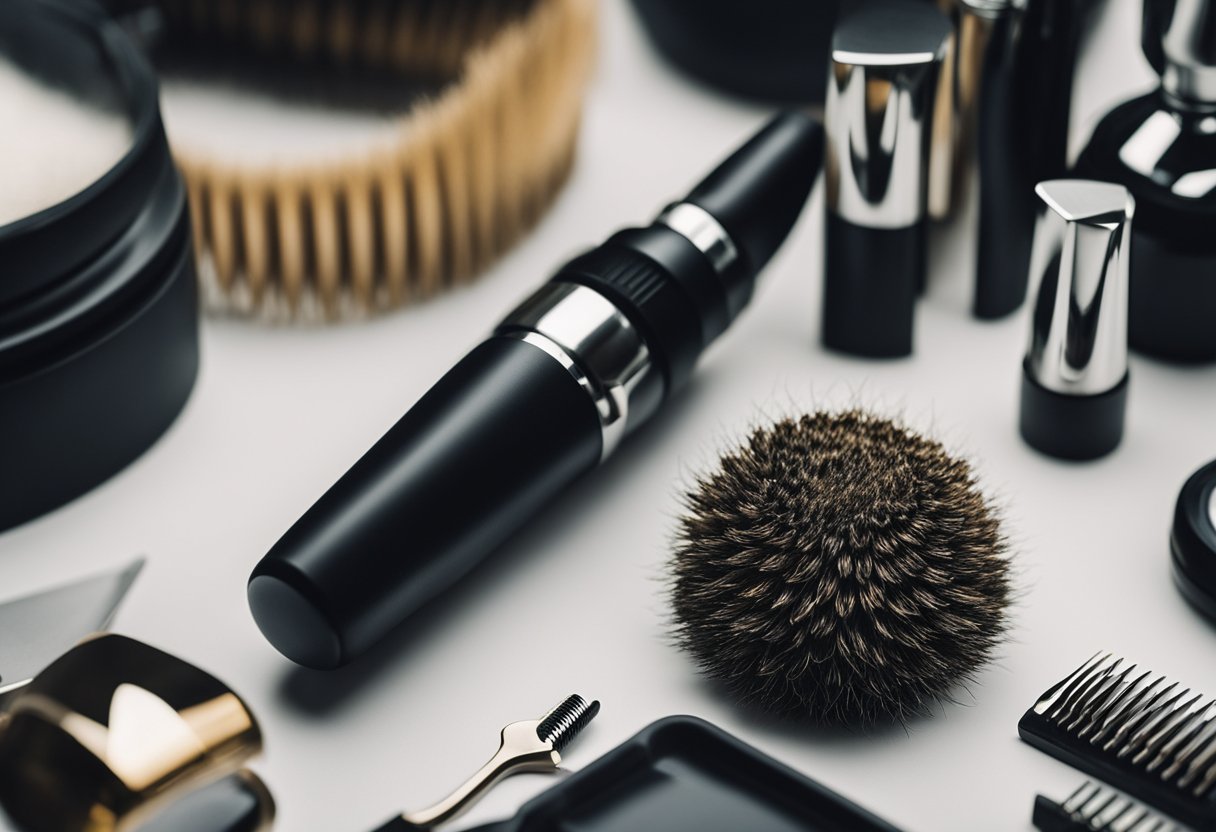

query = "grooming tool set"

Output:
[[1020, 653, 1216, 831], [3, 0, 1216, 829]]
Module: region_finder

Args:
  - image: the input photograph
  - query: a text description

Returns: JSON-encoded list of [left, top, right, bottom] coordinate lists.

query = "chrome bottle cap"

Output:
[[826, 0, 951, 229], [1024, 180, 1135, 396], [1148, 0, 1216, 107]]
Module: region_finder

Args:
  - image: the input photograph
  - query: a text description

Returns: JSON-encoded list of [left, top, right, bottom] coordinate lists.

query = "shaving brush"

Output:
[[671, 409, 1011, 725]]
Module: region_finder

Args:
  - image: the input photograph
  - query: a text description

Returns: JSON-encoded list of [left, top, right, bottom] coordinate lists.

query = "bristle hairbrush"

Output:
[[1033, 781, 1180, 832], [127, 0, 595, 319], [1019, 653, 1216, 830], [671, 409, 1012, 726]]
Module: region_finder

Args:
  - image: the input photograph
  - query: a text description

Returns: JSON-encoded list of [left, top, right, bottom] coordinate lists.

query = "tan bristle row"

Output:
[[166, 0, 594, 319]]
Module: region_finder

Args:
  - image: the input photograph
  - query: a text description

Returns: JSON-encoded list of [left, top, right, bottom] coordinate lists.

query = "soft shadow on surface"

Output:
[[687, 674, 926, 746], [277, 372, 717, 716]]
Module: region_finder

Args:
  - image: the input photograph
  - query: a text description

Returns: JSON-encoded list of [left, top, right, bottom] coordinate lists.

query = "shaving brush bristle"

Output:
[[671, 409, 1012, 726]]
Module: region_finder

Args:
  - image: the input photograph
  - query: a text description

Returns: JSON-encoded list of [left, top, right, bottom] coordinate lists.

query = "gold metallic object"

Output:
[[0, 635, 270, 832], [146, 0, 597, 320], [386, 694, 599, 831]]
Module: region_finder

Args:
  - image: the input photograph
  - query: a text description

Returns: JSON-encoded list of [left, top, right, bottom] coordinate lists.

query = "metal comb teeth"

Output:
[[1034, 781, 1179, 832], [1021, 653, 1216, 831], [1032, 654, 1216, 801]]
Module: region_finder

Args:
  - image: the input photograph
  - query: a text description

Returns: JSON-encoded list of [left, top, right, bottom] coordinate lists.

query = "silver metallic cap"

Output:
[[1153, 0, 1216, 106], [826, 0, 951, 228], [1025, 180, 1135, 396]]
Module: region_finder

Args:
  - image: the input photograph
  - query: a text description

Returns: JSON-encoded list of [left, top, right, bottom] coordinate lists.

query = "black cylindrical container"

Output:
[[822, 1, 950, 358], [1172, 459, 1216, 622], [1073, 0, 1216, 363], [0, 0, 199, 531], [249, 113, 823, 669]]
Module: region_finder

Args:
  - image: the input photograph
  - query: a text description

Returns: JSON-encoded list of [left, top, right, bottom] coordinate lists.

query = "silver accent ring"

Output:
[[658, 202, 739, 276]]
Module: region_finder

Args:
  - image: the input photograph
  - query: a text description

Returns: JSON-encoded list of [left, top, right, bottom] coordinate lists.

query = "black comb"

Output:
[[1033, 781, 1180, 832], [1019, 652, 1216, 830]]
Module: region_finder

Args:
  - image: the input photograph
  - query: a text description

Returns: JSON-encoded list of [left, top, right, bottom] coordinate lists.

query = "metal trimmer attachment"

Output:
[[373, 694, 600, 832]]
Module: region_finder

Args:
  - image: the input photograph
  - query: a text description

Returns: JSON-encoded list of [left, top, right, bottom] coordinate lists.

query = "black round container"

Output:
[[0, 0, 199, 531], [1172, 459, 1216, 623], [629, 0, 841, 103]]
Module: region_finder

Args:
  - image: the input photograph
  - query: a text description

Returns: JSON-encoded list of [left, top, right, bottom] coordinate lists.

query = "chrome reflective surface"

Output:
[[1155, 0, 1216, 107], [930, 0, 1027, 220], [826, 1, 950, 228], [1209, 483, 1216, 531], [0, 559, 143, 699], [498, 282, 660, 460], [1025, 180, 1134, 395], [658, 202, 739, 277]]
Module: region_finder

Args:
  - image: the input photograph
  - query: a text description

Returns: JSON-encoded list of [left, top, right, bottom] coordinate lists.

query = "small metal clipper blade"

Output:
[[373, 694, 600, 832]]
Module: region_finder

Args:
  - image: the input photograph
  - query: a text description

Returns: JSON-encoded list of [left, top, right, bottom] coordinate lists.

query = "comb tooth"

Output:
[[1072, 663, 1137, 736], [1181, 737, 1216, 794], [1091, 671, 1156, 744], [1063, 781, 1099, 813], [1055, 655, 1121, 724], [1036, 652, 1111, 716], [1177, 721, 1216, 788], [1080, 786, 1118, 821], [1107, 807, 1145, 832], [1090, 792, 1127, 825], [1159, 701, 1216, 781], [1131, 691, 1203, 767], [1115, 683, 1185, 758], [1103, 679, 1177, 753]]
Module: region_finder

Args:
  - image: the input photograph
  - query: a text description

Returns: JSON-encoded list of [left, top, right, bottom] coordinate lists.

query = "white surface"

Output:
[[0, 57, 131, 226], [4, 3, 1216, 831]]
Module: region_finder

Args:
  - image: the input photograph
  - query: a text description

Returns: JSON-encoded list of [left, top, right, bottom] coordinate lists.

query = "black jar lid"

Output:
[[0, 0, 165, 304], [1171, 459, 1216, 622], [0, 0, 200, 532]]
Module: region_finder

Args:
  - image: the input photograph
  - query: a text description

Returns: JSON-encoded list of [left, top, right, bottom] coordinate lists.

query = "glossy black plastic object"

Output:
[[822, 218, 920, 359], [249, 337, 602, 669], [1172, 459, 1216, 622], [1073, 0, 1216, 363], [1076, 98, 1216, 363], [1019, 364, 1128, 461], [249, 113, 822, 668], [628, 0, 842, 103], [462, 717, 905, 832], [0, 0, 199, 531]]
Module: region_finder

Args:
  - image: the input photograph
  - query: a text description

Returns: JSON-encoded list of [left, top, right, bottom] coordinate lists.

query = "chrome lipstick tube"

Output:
[[1019, 179, 1135, 460], [821, 0, 950, 358], [248, 113, 824, 668]]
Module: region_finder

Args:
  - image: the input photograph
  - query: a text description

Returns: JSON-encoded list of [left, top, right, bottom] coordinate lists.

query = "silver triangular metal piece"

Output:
[[0, 558, 144, 696]]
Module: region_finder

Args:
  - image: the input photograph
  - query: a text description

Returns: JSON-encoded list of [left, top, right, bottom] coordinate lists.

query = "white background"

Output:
[[4, 2, 1216, 830]]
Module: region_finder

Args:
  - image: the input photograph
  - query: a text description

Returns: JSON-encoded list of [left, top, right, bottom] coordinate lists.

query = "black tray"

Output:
[[467, 716, 903, 832]]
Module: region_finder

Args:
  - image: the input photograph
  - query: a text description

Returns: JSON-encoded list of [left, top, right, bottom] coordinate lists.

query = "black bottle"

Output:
[[1074, 0, 1216, 363]]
